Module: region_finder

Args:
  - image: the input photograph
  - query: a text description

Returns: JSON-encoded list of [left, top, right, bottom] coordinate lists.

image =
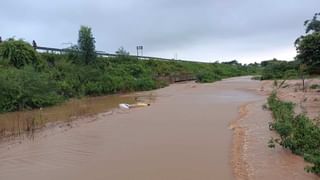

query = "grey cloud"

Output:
[[0, 0, 319, 63]]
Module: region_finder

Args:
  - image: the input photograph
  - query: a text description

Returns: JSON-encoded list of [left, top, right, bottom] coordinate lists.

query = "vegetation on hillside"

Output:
[[0, 27, 259, 113], [260, 59, 299, 80], [268, 93, 320, 174]]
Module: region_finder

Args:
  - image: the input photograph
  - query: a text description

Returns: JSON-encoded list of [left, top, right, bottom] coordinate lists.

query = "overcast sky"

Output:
[[1, 0, 319, 63]]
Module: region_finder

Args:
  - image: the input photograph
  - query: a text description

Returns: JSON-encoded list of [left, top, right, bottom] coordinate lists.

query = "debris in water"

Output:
[[119, 103, 150, 109]]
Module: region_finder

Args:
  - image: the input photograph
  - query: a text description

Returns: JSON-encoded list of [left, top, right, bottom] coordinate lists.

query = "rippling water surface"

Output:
[[0, 77, 317, 180]]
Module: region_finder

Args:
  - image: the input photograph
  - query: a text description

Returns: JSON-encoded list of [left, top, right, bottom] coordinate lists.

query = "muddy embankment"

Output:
[[0, 77, 318, 180], [232, 78, 319, 180]]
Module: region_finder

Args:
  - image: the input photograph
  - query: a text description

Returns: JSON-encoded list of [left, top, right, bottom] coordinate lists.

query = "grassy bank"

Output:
[[0, 40, 260, 113], [268, 93, 320, 174]]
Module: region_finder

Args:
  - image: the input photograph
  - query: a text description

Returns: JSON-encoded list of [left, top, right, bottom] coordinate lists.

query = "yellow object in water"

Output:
[[129, 103, 150, 108]]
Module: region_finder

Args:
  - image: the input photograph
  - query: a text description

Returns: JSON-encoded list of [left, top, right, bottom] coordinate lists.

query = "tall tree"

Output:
[[295, 13, 320, 74], [78, 26, 96, 64], [304, 13, 320, 33]]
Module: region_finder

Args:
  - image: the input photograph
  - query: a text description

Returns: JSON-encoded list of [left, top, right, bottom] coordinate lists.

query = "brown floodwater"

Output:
[[0, 77, 317, 180], [0, 93, 155, 138]]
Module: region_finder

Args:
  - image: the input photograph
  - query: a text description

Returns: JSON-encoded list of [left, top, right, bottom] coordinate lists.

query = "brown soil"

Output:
[[234, 78, 320, 180], [260, 79, 320, 120]]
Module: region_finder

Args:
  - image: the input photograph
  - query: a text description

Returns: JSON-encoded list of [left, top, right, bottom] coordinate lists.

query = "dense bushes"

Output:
[[260, 59, 299, 80], [0, 67, 63, 112], [196, 71, 221, 83], [0, 38, 260, 113], [268, 93, 320, 174], [0, 39, 42, 68]]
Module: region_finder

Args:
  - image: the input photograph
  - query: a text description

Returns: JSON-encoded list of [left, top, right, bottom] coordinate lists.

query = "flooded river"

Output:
[[0, 77, 318, 180], [0, 93, 155, 138]]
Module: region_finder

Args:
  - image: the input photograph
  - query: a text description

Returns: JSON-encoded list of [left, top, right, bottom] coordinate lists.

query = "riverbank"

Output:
[[261, 79, 320, 120], [232, 78, 320, 179]]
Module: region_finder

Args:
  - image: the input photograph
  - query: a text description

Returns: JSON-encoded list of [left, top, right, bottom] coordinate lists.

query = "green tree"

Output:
[[78, 26, 96, 64], [304, 12, 320, 33], [296, 32, 320, 73], [295, 13, 320, 74], [0, 39, 40, 68]]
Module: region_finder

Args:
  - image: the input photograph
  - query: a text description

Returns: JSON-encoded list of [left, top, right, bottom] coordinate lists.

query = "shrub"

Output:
[[196, 71, 221, 83], [268, 93, 320, 174], [310, 84, 320, 89], [0, 67, 63, 112], [0, 39, 41, 68]]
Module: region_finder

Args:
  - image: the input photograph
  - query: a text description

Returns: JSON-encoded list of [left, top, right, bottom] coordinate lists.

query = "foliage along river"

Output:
[[0, 77, 317, 180]]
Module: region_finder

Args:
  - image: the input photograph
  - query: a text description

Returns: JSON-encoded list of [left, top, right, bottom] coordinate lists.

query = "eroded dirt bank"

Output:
[[0, 77, 260, 180], [237, 100, 319, 180], [234, 79, 320, 180]]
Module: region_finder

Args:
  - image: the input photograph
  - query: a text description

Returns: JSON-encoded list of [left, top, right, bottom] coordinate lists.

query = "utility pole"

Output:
[[174, 53, 178, 60]]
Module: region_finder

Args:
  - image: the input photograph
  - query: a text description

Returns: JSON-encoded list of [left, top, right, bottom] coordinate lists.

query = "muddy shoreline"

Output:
[[232, 80, 319, 180]]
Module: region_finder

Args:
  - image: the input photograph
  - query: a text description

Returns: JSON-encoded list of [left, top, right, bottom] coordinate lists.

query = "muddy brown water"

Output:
[[0, 77, 317, 180], [0, 93, 155, 138]]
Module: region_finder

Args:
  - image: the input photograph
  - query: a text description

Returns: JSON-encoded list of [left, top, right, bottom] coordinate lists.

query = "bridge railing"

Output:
[[35, 46, 207, 64]]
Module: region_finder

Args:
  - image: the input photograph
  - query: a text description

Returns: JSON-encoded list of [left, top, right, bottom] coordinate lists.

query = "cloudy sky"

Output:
[[1, 0, 319, 63]]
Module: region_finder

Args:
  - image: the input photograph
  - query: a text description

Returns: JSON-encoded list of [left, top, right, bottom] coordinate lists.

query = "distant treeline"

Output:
[[0, 26, 260, 113], [260, 13, 320, 80]]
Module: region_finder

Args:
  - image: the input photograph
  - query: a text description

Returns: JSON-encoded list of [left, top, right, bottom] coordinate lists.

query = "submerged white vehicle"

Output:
[[119, 103, 150, 109], [119, 103, 130, 109]]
